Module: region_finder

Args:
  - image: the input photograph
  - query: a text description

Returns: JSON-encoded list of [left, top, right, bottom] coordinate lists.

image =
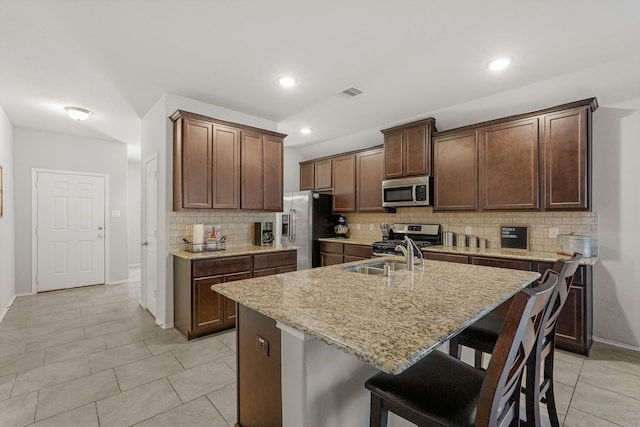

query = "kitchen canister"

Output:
[[456, 234, 467, 248], [479, 237, 487, 249], [557, 233, 591, 258], [442, 231, 455, 246], [467, 235, 478, 248]]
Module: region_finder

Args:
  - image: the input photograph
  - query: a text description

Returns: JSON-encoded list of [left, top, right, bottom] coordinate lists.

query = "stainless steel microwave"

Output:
[[382, 176, 431, 207]]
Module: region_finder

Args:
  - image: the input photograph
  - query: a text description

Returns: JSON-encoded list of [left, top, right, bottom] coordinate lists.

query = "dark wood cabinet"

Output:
[[173, 250, 297, 340], [479, 118, 539, 210], [299, 162, 315, 190], [315, 159, 332, 190], [381, 118, 436, 179], [332, 155, 356, 213], [470, 256, 532, 271], [356, 148, 384, 212], [212, 125, 240, 209], [432, 98, 596, 212], [320, 241, 372, 266], [433, 130, 479, 211], [423, 252, 469, 264], [240, 132, 284, 211], [541, 106, 591, 210], [171, 110, 286, 212], [174, 118, 213, 209]]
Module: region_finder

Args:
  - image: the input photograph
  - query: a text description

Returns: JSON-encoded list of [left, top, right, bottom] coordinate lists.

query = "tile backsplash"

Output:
[[169, 211, 276, 251], [345, 208, 598, 256]]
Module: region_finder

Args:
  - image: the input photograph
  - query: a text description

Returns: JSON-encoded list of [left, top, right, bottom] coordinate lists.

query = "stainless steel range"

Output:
[[372, 223, 441, 256]]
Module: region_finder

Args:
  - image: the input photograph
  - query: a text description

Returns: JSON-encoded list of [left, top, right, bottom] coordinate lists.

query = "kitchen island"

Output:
[[213, 257, 539, 427]]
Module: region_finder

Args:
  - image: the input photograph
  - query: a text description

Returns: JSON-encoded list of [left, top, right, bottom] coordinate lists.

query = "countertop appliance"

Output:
[[372, 223, 442, 256], [281, 191, 337, 269], [254, 222, 274, 247], [334, 215, 349, 238], [382, 176, 431, 208]]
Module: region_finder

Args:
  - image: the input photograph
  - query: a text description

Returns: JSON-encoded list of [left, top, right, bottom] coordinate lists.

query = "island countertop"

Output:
[[423, 245, 598, 265], [212, 257, 540, 374]]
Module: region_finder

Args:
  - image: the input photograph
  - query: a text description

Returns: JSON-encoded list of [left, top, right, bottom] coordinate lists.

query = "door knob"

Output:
[[141, 241, 148, 246], [98, 234, 104, 238], [98, 226, 103, 230]]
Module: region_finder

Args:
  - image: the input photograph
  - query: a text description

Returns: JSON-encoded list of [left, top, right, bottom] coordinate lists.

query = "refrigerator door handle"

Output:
[[287, 209, 294, 243], [291, 209, 297, 243]]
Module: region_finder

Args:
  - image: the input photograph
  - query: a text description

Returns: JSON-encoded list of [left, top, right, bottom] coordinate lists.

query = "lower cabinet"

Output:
[[320, 241, 372, 266], [173, 250, 297, 340], [424, 252, 593, 355]]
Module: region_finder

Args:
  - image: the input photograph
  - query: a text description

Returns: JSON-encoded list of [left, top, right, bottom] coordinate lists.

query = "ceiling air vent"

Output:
[[338, 86, 364, 98]]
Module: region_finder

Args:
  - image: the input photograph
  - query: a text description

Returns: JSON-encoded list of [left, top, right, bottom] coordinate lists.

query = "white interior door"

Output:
[[36, 172, 105, 291], [142, 155, 158, 317]]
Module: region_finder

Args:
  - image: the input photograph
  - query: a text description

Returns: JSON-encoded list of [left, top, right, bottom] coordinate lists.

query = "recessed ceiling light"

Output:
[[64, 106, 93, 120], [300, 128, 312, 135], [487, 56, 512, 71], [278, 75, 297, 88]]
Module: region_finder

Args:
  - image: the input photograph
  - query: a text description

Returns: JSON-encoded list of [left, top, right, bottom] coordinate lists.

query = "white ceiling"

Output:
[[1, 0, 639, 151]]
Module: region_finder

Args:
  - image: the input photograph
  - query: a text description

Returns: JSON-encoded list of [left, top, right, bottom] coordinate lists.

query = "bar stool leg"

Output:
[[370, 394, 388, 427]]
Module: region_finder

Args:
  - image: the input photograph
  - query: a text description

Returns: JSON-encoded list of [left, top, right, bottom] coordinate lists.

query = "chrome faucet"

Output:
[[395, 236, 424, 271]]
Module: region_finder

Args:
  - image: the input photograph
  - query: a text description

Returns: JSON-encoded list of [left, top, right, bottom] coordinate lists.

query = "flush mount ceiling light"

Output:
[[277, 75, 297, 88], [64, 106, 93, 120], [300, 128, 312, 135], [487, 56, 512, 72]]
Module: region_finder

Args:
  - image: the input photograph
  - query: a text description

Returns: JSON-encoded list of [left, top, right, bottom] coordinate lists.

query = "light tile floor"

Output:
[[1, 270, 639, 426]]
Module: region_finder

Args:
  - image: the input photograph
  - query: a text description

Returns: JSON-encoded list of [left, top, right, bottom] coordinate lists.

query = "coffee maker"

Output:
[[254, 222, 274, 246]]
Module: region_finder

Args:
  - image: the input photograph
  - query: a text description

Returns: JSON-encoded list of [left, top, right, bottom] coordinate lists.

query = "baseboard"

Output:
[[107, 280, 128, 285], [128, 263, 141, 268], [593, 336, 640, 352], [0, 295, 17, 323], [158, 320, 174, 329]]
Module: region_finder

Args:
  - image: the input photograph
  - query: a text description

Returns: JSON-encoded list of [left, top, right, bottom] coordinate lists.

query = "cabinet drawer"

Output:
[[319, 242, 343, 254], [253, 251, 297, 270], [424, 252, 469, 264], [471, 256, 532, 271], [321, 253, 344, 266], [343, 244, 372, 258], [193, 256, 252, 278]]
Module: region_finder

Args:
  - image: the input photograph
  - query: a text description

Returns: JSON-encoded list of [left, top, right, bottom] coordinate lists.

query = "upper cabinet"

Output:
[[299, 162, 315, 190], [299, 159, 332, 191], [541, 106, 590, 210], [332, 154, 356, 213], [433, 98, 596, 212], [381, 118, 436, 179], [171, 110, 286, 212], [356, 148, 384, 212]]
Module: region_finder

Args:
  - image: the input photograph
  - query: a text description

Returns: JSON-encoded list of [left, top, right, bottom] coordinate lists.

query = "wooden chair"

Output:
[[364, 270, 559, 427], [449, 253, 582, 427]]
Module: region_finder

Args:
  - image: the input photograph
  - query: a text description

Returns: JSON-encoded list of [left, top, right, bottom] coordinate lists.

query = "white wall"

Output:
[[13, 129, 129, 293], [0, 105, 15, 317], [141, 93, 280, 327], [127, 160, 141, 267], [592, 100, 640, 348]]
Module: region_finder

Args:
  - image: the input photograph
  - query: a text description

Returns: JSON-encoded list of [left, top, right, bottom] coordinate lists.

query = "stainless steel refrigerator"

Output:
[[280, 191, 337, 270]]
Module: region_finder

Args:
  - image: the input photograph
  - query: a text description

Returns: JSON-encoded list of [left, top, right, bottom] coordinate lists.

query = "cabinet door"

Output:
[[300, 162, 315, 190], [315, 159, 332, 189], [356, 148, 384, 212], [479, 118, 539, 210], [321, 253, 344, 266], [555, 286, 584, 347], [181, 119, 213, 209], [332, 155, 356, 212], [542, 107, 589, 210], [262, 135, 283, 211], [424, 252, 469, 264], [212, 125, 240, 209], [383, 129, 404, 179], [471, 256, 532, 271], [433, 130, 478, 211], [405, 122, 430, 176], [223, 271, 252, 325], [240, 131, 264, 210], [193, 276, 224, 331]]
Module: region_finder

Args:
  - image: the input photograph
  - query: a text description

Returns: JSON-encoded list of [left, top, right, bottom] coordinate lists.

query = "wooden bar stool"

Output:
[[449, 253, 582, 427], [364, 271, 559, 427]]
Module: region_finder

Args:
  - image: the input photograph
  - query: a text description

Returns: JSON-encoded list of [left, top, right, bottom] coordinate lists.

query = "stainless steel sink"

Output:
[[349, 266, 385, 275], [344, 261, 407, 275]]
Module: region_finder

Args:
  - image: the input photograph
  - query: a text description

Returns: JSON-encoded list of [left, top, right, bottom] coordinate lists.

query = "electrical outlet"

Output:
[[356, 223, 361, 230], [465, 226, 472, 234], [369, 224, 374, 231], [549, 227, 559, 238], [256, 335, 269, 356]]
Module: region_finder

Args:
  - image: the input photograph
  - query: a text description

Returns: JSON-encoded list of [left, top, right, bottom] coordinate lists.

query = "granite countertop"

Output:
[[318, 237, 378, 246], [171, 244, 297, 260], [423, 245, 598, 266], [213, 257, 539, 374]]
